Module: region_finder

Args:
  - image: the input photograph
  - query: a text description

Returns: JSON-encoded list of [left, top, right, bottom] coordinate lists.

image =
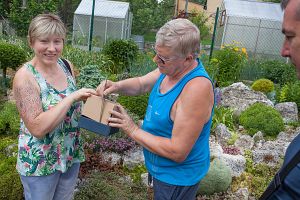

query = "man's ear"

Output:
[[186, 54, 194, 61]]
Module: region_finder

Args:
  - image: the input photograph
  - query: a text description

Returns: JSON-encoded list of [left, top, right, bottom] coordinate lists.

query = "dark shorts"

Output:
[[152, 176, 199, 200]]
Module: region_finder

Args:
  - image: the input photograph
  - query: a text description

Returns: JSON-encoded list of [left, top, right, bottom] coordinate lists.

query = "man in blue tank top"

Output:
[[260, 0, 300, 199], [97, 18, 214, 200]]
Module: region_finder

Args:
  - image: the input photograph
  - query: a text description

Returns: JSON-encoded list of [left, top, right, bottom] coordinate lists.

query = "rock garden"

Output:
[[1, 37, 300, 200]]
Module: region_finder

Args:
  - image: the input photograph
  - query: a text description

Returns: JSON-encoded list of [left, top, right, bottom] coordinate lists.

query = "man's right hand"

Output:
[[96, 80, 118, 96]]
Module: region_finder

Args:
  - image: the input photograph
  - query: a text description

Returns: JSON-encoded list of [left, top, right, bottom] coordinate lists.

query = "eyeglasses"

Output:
[[152, 48, 177, 64]]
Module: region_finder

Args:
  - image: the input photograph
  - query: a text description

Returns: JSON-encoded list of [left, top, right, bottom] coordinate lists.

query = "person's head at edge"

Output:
[[281, 0, 300, 78], [153, 18, 200, 75], [28, 13, 66, 66]]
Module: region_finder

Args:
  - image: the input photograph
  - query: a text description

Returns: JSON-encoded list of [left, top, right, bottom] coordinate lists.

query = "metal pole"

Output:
[[174, 0, 178, 17], [209, 7, 219, 61], [88, 0, 96, 51], [185, 0, 188, 17]]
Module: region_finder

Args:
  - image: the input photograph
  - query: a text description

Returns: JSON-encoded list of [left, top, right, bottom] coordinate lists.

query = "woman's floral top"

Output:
[[16, 58, 85, 176]]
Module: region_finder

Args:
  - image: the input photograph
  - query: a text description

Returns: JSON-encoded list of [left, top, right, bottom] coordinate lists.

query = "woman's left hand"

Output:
[[108, 104, 138, 136]]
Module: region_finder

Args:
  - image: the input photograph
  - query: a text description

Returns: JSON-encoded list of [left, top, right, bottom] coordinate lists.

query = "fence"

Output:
[[210, 9, 284, 60], [72, 0, 132, 51]]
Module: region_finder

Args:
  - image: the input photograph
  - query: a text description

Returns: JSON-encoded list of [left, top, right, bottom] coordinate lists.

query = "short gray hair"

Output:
[[281, 0, 289, 9], [28, 13, 66, 45], [281, 0, 300, 20], [155, 18, 200, 58]]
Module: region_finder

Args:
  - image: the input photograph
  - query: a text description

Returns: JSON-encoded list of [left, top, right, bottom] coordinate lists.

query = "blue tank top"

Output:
[[142, 59, 213, 186]]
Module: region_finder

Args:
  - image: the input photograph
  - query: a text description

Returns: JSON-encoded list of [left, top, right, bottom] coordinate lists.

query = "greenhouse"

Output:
[[215, 0, 284, 58], [72, 0, 132, 50]]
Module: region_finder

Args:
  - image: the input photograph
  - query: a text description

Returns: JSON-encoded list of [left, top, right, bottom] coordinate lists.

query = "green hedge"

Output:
[[0, 101, 20, 136], [0, 136, 23, 200], [239, 103, 284, 137]]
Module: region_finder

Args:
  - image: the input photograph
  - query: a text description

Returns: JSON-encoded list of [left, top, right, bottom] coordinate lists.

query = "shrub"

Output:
[[123, 164, 147, 183], [260, 60, 297, 85], [251, 78, 274, 93], [239, 103, 284, 137], [0, 158, 23, 200], [0, 136, 23, 200], [84, 137, 137, 154], [208, 43, 248, 87], [189, 9, 211, 41], [212, 106, 235, 131], [0, 41, 26, 85], [197, 158, 232, 195], [227, 131, 239, 146], [74, 171, 147, 200], [102, 39, 139, 73], [239, 59, 265, 81], [0, 101, 20, 136], [62, 45, 114, 73], [117, 94, 149, 119], [76, 65, 108, 89], [277, 81, 300, 110], [127, 52, 157, 77]]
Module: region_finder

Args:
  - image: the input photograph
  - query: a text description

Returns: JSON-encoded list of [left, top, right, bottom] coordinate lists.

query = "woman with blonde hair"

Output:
[[13, 13, 97, 200]]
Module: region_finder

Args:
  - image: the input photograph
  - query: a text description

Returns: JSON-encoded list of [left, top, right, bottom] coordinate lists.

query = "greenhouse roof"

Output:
[[223, 0, 283, 21], [75, 0, 129, 19]]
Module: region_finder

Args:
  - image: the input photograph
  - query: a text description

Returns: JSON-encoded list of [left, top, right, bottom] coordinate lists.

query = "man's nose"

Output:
[[281, 40, 290, 57]]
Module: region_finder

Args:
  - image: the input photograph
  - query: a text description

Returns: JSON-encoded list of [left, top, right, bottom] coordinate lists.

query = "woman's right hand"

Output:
[[70, 88, 97, 102], [96, 80, 118, 96]]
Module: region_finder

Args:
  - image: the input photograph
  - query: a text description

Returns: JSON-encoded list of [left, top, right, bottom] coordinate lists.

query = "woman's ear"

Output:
[[27, 36, 33, 48]]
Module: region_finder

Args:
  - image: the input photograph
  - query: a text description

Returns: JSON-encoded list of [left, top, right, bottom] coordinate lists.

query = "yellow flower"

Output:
[[233, 47, 239, 52], [241, 47, 247, 54]]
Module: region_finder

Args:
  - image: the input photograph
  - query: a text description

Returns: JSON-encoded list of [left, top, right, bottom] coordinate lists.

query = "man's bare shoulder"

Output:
[[184, 76, 213, 95]]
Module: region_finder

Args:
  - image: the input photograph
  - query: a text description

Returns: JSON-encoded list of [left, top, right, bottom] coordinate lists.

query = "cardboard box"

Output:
[[78, 95, 119, 136]]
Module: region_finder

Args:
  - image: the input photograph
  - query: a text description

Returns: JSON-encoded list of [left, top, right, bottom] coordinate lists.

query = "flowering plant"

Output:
[[208, 42, 248, 87]]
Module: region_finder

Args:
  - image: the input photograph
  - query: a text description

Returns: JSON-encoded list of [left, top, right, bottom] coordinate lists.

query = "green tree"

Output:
[[9, 0, 58, 36], [189, 9, 211, 41], [0, 42, 26, 91], [121, 0, 174, 35], [0, 0, 12, 18], [156, 0, 175, 28]]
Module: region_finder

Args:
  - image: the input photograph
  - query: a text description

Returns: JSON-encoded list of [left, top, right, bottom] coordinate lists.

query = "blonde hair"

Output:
[[28, 13, 66, 44], [155, 18, 200, 58]]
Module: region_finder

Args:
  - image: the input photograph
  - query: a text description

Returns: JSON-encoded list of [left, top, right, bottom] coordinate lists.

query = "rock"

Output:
[[221, 154, 246, 177], [123, 147, 144, 169], [220, 82, 273, 116], [102, 152, 122, 166], [210, 140, 223, 159], [234, 134, 254, 150], [253, 131, 264, 143], [234, 188, 249, 200], [141, 173, 153, 188], [215, 123, 232, 146], [275, 102, 298, 123], [4, 143, 18, 157], [252, 149, 280, 167]]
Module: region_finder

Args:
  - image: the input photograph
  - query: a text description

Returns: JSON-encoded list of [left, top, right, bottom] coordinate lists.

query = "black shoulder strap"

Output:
[[61, 58, 72, 76], [259, 148, 300, 200]]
